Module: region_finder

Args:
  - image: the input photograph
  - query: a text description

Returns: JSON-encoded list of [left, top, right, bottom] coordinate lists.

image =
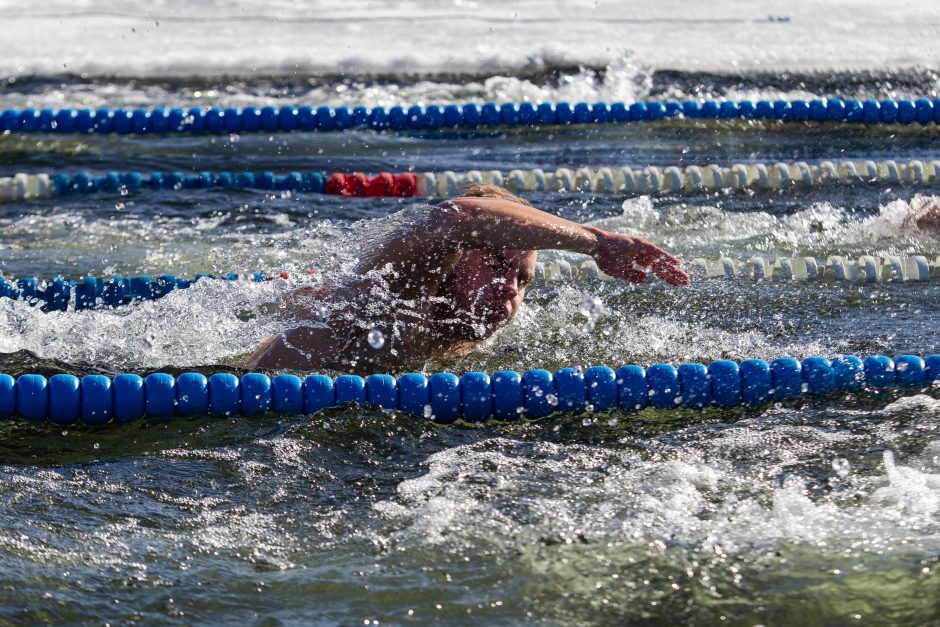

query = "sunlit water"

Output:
[[1, 65, 939, 625]]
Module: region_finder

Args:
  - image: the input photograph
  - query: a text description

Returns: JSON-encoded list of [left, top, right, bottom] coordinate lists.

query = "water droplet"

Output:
[[832, 457, 851, 478], [93, 442, 100, 450], [582, 418, 593, 426], [607, 417, 618, 426], [317, 305, 329, 319], [545, 393, 558, 406], [367, 328, 385, 349], [423, 404, 433, 418], [579, 295, 604, 319]]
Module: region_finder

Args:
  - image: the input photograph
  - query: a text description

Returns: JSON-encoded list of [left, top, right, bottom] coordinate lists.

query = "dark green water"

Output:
[[0, 73, 938, 625]]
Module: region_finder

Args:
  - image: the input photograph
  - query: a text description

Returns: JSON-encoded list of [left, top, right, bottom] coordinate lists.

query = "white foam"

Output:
[[378, 435, 940, 560], [587, 195, 940, 259], [0, 0, 938, 80], [0, 277, 284, 368]]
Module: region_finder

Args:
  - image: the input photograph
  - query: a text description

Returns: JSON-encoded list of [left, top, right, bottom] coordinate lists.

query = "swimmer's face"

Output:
[[446, 249, 537, 325]]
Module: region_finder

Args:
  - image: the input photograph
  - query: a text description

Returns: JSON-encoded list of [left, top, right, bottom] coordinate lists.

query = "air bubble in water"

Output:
[[367, 328, 385, 349]]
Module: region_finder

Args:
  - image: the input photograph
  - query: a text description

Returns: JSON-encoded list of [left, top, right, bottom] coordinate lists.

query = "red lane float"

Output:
[[324, 172, 419, 197]]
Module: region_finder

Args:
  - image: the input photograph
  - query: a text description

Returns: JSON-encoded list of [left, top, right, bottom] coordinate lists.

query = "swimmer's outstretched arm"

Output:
[[358, 197, 689, 287]]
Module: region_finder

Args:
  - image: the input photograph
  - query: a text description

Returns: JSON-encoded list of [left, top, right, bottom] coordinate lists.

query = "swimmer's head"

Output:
[[460, 183, 533, 207], [438, 249, 537, 331]]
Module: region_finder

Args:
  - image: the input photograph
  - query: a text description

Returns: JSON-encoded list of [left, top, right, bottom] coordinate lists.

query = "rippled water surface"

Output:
[[1, 63, 940, 624]]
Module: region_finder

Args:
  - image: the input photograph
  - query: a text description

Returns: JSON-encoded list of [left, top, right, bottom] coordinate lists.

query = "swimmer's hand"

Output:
[[588, 229, 690, 286]]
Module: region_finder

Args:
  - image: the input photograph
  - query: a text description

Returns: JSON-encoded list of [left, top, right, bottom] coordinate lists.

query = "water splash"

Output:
[[594, 195, 940, 259]]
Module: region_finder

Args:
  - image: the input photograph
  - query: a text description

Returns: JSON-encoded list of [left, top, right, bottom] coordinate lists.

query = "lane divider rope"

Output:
[[413, 159, 940, 195], [1, 355, 937, 426], [3, 253, 938, 314], [1, 98, 939, 136], [540, 254, 940, 282], [3, 157, 940, 203]]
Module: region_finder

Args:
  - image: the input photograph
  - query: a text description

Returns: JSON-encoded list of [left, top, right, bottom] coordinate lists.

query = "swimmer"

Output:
[[249, 184, 690, 372]]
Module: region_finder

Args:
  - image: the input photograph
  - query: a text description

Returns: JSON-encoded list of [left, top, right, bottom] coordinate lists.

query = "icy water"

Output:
[[2, 58, 940, 627]]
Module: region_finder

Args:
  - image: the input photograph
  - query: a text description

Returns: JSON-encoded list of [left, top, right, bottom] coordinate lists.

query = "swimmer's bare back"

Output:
[[248, 186, 690, 372]]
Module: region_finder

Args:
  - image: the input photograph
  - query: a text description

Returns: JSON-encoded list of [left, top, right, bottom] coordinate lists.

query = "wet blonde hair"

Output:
[[460, 183, 533, 207]]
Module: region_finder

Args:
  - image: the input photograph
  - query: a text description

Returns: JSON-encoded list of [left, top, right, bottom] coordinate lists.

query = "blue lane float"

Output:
[[1, 98, 939, 136], [47, 170, 327, 195], [1, 355, 937, 426], [0, 272, 275, 312]]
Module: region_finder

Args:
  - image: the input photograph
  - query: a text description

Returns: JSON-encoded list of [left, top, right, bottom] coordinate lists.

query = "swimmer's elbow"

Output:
[[429, 201, 490, 246], [429, 201, 469, 228], [417, 203, 473, 250]]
